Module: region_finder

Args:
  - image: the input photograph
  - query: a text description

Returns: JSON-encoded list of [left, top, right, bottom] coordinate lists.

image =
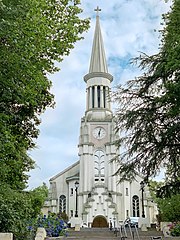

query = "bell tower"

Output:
[[48, 8, 155, 227], [84, 6, 113, 121], [78, 7, 121, 227]]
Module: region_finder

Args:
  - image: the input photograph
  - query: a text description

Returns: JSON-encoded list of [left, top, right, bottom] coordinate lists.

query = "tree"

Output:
[[0, 0, 89, 237], [112, 0, 180, 195], [148, 181, 180, 222], [29, 183, 49, 218], [0, 0, 89, 189], [0, 183, 48, 238]]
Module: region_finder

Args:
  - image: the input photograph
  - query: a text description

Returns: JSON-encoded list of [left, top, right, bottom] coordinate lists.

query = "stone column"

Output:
[[86, 88, 89, 110], [109, 87, 111, 110], [89, 87, 92, 109], [94, 86, 98, 108], [105, 86, 109, 109], [100, 85, 104, 108], [83, 154, 88, 192]]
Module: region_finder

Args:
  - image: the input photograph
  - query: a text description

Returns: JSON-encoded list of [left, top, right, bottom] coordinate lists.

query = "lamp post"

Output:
[[140, 181, 145, 218], [74, 181, 79, 217]]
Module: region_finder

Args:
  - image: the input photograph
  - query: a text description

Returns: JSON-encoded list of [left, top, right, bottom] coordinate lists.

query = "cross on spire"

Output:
[[94, 6, 101, 16]]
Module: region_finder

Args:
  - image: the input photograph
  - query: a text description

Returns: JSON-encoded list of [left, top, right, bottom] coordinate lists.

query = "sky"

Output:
[[28, 0, 172, 189]]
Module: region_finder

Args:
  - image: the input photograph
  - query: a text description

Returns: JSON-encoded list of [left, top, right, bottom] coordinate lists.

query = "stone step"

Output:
[[68, 228, 114, 236], [65, 228, 180, 240]]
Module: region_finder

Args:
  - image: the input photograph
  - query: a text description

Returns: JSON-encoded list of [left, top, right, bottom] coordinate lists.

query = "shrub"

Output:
[[169, 222, 180, 237], [28, 212, 67, 237]]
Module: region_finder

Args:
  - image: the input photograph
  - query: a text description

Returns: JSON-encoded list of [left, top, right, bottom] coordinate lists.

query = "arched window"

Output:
[[94, 150, 105, 181], [132, 195, 140, 217], [59, 195, 66, 213]]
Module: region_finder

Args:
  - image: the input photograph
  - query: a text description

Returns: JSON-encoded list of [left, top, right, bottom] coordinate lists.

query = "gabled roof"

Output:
[[49, 160, 79, 181]]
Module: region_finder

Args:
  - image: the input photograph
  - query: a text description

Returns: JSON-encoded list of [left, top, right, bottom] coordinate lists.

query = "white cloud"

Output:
[[28, 0, 172, 189]]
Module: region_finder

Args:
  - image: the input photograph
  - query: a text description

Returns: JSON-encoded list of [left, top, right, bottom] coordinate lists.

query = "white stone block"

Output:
[[162, 226, 171, 237], [160, 222, 171, 231], [75, 224, 80, 231], [141, 224, 148, 231], [35, 227, 46, 240], [69, 217, 82, 228], [0, 233, 13, 240], [35, 237, 44, 240], [138, 217, 149, 228]]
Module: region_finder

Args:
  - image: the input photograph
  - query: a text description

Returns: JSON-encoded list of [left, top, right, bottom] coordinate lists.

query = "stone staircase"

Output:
[[65, 228, 180, 240], [67, 228, 117, 239]]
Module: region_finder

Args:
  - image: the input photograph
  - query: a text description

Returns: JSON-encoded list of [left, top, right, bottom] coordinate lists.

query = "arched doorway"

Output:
[[92, 215, 108, 228]]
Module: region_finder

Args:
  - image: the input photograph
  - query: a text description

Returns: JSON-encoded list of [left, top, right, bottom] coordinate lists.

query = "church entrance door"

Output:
[[92, 215, 108, 228]]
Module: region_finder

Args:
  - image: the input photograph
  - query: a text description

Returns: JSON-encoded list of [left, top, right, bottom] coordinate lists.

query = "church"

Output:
[[46, 9, 157, 228]]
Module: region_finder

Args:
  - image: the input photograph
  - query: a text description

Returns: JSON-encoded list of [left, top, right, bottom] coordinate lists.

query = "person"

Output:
[[109, 220, 113, 231]]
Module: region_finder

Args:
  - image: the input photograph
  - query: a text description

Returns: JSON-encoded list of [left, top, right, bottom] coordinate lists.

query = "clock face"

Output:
[[93, 127, 106, 140]]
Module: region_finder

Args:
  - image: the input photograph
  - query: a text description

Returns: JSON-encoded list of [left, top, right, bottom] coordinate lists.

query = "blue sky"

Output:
[[28, 0, 172, 189]]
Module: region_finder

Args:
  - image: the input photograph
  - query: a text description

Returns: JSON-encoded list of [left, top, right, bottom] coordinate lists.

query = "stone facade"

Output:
[[47, 12, 157, 228]]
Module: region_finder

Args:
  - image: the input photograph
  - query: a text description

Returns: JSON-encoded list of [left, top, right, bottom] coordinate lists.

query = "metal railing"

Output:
[[116, 221, 140, 240]]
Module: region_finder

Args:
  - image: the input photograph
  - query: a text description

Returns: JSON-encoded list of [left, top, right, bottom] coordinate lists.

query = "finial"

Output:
[[94, 6, 101, 16]]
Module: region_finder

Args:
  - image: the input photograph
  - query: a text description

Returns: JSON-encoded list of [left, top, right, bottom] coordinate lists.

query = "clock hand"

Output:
[[98, 128, 101, 137]]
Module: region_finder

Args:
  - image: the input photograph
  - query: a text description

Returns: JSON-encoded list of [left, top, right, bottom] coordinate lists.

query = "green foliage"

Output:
[[148, 180, 164, 201], [113, 0, 180, 193], [0, 183, 32, 237], [148, 181, 180, 224], [29, 183, 49, 218], [59, 212, 69, 222], [156, 181, 180, 198], [158, 195, 180, 222], [0, 0, 89, 190], [28, 212, 67, 237], [170, 222, 180, 237], [0, 183, 49, 239], [158, 194, 180, 222], [0, 0, 89, 237]]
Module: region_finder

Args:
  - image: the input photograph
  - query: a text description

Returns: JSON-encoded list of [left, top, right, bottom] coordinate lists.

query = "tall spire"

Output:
[[89, 7, 108, 73], [84, 7, 113, 117]]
